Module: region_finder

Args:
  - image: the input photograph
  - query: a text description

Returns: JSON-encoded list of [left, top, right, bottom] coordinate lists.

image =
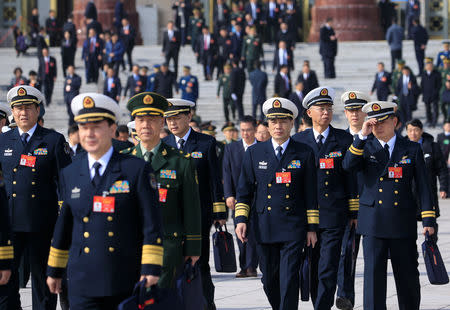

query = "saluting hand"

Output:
[[236, 223, 247, 243], [47, 277, 62, 294], [140, 275, 160, 288], [0, 270, 11, 285], [361, 118, 377, 137], [306, 231, 317, 248]]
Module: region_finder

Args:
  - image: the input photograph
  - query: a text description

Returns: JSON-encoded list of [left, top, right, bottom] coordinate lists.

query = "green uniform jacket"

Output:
[[217, 74, 231, 99], [439, 67, 450, 96], [242, 35, 264, 62], [122, 142, 202, 256], [391, 69, 402, 94]]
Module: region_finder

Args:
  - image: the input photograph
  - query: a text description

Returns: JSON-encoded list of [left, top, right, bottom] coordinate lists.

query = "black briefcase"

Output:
[[118, 280, 183, 310], [422, 232, 449, 285], [176, 260, 207, 310], [212, 223, 237, 272], [299, 245, 312, 301]]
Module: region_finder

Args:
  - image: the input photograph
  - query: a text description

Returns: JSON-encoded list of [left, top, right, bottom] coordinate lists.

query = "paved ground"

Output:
[[1, 39, 449, 308]]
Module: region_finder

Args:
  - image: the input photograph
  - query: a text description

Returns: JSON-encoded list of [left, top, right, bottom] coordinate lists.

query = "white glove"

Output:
[[231, 93, 237, 101]]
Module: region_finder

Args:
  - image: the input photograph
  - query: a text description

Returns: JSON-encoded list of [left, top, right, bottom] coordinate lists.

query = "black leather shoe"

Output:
[[236, 269, 247, 278], [336, 297, 353, 310]]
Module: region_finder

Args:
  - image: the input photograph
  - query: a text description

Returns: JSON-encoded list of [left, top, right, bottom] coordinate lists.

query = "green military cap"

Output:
[[425, 57, 433, 64], [397, 59, 405, 65], [127, 92, 169, 117], [221, 121, 235, 132], [201, 121, 216, 135]]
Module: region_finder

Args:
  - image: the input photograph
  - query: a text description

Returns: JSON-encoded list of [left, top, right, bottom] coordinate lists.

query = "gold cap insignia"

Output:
[[349, 92, 356, 99], [372, 103, 381, 111], [83, 96, 95, 109], [320, 88, 328, 96], [273, 100, 281, 108], [143, 95, 153, 105], [17, 87, 27, 96]]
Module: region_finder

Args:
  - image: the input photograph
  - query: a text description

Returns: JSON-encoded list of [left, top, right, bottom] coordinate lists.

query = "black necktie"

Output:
[[92, 162, 102, 188], [276, 146, 283, 161], [384, 144, 390, 159], [317, 134, 324, 149], [179, 138, 185, 150], [21, 133, 29, 146]]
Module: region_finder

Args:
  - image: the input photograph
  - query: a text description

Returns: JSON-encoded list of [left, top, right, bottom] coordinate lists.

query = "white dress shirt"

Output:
[[278, 48, 287, 65], [271, 138, 290, 156], [88, 146, 114, 180], [18, 123, 38, 143], [243, 139, 257, 152], [377, 135, 396, 157], [312, 126, 330, 144], [175, 127, 192, 149]]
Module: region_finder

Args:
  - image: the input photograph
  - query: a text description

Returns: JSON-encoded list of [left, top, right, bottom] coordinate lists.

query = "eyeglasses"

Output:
[[311, 106, 333, 113]]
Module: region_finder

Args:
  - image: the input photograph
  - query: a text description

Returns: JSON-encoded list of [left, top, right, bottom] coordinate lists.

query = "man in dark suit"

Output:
[[249, 60, 268, 120], [288, 81, 305, 132], [195, 26, 217, 80], [216, 27, 233, 79], [172, 0, 191, 46], [235, 97, 318, 310], [343, 101, 435, 310], [81, 28, 103, 84], [213, 0, 230, 34], [371, 62, 392, 101], [0, 176, 12, 286], [162, 21, 181, 78], [411, 18, 428, 76], [38, 48, 57, 106], [319, 17, 338, 79], [123, 65, 146, 99], [274, 65, 291, 98], [120, 18, 136, 72], [86, 18, 103, 37], [114, 0, 126, 33], [230, 23, 244, 60], [0, 86, 71, 310], [61, 30, 76, 77], [292, 86, 357, 309], [223, 116, 259, 278], [396, 66, 420, 131], [230, 59, 246, 120], [67, 124, 84, 157], [103, 67, 122, 103], [264, 0, 280, 44], [164, 100, 227, 310], [297, 60, 319, 95], [84, 0, 97, 20], [275, 22, 295, 51], [406, 0, 420, 39], [63, 65, 81, 126], [421, 58, 441, 127], [272, 40, 293, 73], [46, 93, 163, 309], [154, 63, 178, 99], [245, 0, 262, 28], [45, 10, 60, 46]]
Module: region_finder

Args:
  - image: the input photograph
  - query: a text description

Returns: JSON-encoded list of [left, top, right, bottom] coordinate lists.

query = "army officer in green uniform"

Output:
[[122, 92, 202, 288]]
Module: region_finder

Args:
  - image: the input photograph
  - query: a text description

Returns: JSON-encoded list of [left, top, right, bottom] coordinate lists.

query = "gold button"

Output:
[[395, 179, 399, 183], [267, 207, 272, 211], [267, 195, 271, 199], [12, 193, 16, 197], [286, 183, 289, 187], [357, 195, 360, 198], [326, 171, 330, 175], [379, 200, 382, 204], [32, 169, 36, 172], [157, 238, 162, 244], [325, 182, 328, 186], [394, 202, 398, 206], [379, 189, 383, 193], [108, 231, 114, 237], [13, 168, 17, 172], [325, 193, 328, 197], [107, 216, 113, 222], [7, 240, 11, 245], [285, 195, 290, 199], [379, 177, 383, 181], [31, 194, 35, 198], [83, 217, 89, 223], [174, 232, 178, 237], [268, 184, 272, 188], [84, 232, 90, 238], [109, 247, 115, 252], [285, 207, 290, 210], [12, 181, 16, 185], [166, 184, 170, 188], [84, 247, 90, 253], [394, 190, 398, 194], [31, 182, 35, 185]]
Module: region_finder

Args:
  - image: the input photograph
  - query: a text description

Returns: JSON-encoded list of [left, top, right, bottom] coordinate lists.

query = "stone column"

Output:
[[73, 0, 141, 46], [308, 0, 384, 42]]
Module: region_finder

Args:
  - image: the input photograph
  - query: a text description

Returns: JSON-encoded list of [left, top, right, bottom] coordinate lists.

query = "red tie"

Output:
[[45, 61, 49, 74]]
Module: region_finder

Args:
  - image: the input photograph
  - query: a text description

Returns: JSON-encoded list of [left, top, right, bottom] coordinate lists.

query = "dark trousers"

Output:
[[390, 49, 402, 71], [266, 19, 278, 44], [258, 239, 304, 310], [43, 78, 54, 106], [201, 54, 214, 79], [322, 56, 335, 78], [415, 47, 425, 75], [223, 97, 236, 122], [165, 50, 179, 78], [199, 212, 215, 308], [68, 293, 129, 310], [424, 99, 439, 126], [180, 27, 187, 46], [18, 248, 30, 288], [85, 59, 99, 83], [0, 231, 57, 310], [362, 236, 420, 310], [159, 237, 184, 288], [315, 226, 346, 310], [64, 97, 75, 125], [252, 102, 264, 121], [398, 96, 412, 131], [216, 56, 226, 79], [59, 272, 69, 310], [377, 92, 389, 101], [234, 95, 244, 120], [337, 226, 361, 305], [125, 47, 134, 71], [232, 211, 258, 271]]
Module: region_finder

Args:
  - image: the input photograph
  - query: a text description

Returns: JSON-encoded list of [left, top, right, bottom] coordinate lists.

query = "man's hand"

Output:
[[349, 219, 358, 229], [185, 256, 200, 265], [408, 81, 412, 89], [306, 231, 317, 248], [47, 277, 62, 294], [215, 219, 227, 226], [140, 275, 160, 288], [440, 191, 447, 199], [231, 93, 237, 101], [0, 270, 11, 285], [421, 44, 426, 50], [236, 223, 247, 243], [226, 197, 236, 209], [361, 118, 377, 137], [423, 226, 435, 236]]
